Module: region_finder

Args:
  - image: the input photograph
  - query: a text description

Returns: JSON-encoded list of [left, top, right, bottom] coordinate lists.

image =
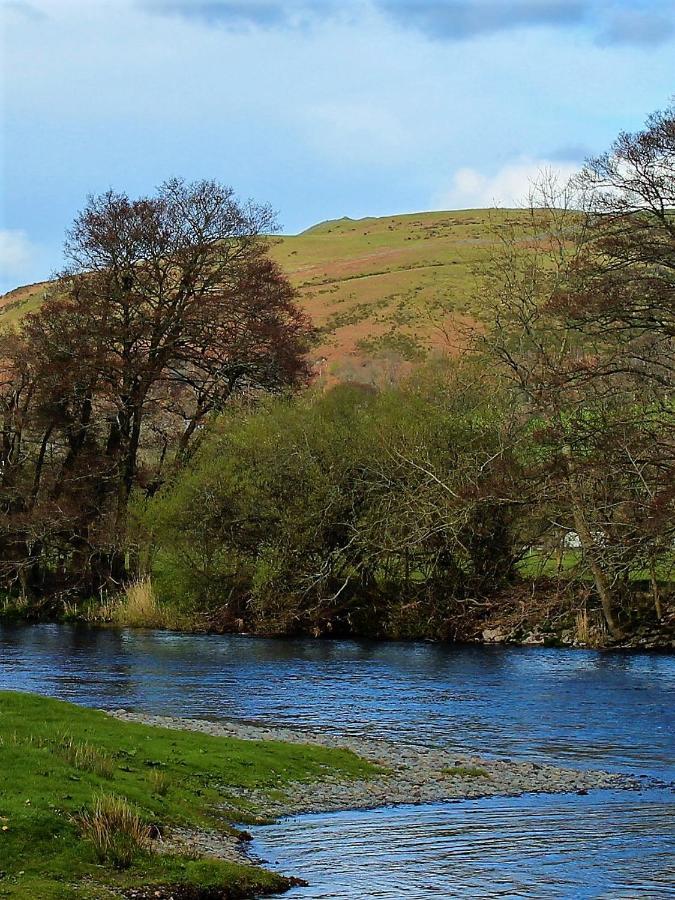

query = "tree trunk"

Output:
[[30, 424, 54, 506], [561, 443, 623, 639], [52, 394, 93, 500], [110, 404, 144, 583], [649, 558, 663, 622]]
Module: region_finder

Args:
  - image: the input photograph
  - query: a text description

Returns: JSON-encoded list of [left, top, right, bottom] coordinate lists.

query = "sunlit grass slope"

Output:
[[0, 691, 374, 899], [0, 282, 50, 327], [0, 209, 533, 380], [273, 208, 528, 378]]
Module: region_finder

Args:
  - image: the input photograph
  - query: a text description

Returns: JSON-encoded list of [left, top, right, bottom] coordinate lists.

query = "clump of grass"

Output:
[[79, 594, 118, 623], [0, 593, 30, 620], [77, 793, 152, 869], [57, 733, 114, 780], [148, 768, 172, 796], [443, 764, 490, 779], [103, 577, 193, 629], [113, 577, 167, 628], [574, 609, 608, 647]]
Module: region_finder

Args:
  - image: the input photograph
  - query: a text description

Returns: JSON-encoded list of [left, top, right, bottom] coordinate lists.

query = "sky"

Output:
[[0, 0, 674, 294]]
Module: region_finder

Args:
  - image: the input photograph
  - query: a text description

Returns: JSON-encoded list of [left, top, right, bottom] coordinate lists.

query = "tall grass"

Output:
[[57, 733, 114, 780], [575, 609, 590, 645], [2, 730, 114, 780], [114, 578, 165, 627], [77, 793, 152, 869], [148, 768, 171, 796], [574, 609, 608, 647], [0, 594, 30, 617], [79, 578, 194, 629]]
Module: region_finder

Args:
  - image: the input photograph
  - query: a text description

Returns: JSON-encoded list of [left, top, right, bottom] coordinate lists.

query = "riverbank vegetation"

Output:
[[0, 107, 672, 645], [0, 691, 374, 899], [137, 358, 672, 644]]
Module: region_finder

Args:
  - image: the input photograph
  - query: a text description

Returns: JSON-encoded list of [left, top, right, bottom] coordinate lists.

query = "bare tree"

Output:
[[0, 178, 312, 596], [479, 107, 675, 637]]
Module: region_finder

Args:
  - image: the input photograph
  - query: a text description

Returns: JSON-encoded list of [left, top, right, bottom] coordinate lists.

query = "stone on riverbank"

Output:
[[108, 711, 637, 822]]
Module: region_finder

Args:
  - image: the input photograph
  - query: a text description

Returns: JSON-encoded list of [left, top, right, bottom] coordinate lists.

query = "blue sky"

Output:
[[1, 0, 673, 293]]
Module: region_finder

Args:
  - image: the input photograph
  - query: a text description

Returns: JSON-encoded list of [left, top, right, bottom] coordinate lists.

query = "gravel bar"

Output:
[[107, 710, 639, 819]]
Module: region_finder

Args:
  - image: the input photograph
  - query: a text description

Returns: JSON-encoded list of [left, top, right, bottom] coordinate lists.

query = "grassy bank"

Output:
[[0, 580, 197, 631], [2, 575, 671, 650], [0, 692, 375, 899]]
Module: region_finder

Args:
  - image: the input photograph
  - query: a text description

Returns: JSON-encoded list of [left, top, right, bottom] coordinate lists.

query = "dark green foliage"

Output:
[[143, 363, 525, 638]]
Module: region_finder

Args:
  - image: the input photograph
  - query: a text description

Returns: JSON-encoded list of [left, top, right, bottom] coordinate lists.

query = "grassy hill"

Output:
[[0, 281, 50, 326], [0, 208, 529, 382], [269, 208, 528, 381]]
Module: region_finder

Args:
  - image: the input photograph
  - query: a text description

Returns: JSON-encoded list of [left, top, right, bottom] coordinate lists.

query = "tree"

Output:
[[554, 103, 675, 388], [559, 105, 675, 623], [480, 106, 675, 637], [0, 178, 312, 598]]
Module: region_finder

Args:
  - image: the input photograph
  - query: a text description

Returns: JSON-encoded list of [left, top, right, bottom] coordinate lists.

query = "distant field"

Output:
[[0, 208, 535, 381]]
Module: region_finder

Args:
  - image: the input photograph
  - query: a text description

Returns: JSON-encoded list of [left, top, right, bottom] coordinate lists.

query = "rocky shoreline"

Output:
[[108, 711, 642, 866], [478, 622, 675, 651]]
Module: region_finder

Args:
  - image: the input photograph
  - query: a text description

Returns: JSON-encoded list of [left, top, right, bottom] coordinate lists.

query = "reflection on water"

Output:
[[252, 790, 675, 899], [1, 624, 674, 898]]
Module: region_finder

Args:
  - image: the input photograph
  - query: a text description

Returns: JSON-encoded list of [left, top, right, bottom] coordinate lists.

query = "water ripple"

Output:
[[1, 625, 674, 897], [252, 791, 675, 898]]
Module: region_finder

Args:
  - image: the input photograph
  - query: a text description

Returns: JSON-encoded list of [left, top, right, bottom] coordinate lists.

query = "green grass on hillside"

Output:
[[268, 209, 530, 372], [0, 209, 539, 376], [0, 283, 49, 327], [0, 691, 375, 899]]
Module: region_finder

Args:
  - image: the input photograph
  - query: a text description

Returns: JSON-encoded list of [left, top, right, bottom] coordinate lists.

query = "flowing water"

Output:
[[1, 624, 673, 897]]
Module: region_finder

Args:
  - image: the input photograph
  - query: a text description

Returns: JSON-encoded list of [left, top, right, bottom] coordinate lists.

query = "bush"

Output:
[[142, 364, 525, 638]]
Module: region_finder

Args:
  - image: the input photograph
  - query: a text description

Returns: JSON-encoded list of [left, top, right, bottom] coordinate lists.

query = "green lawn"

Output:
[[517, 548, 675, 583], [0, 691, 375, 899]]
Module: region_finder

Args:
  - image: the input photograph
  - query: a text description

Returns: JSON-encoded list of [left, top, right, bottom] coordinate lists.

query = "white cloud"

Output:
[[432, 158, 581, 209], [0, 229, 35, 276], [0, 229, 51, 295]]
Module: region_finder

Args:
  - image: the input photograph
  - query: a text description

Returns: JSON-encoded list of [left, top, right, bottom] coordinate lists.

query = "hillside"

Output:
[[0, 208, 529, 382]]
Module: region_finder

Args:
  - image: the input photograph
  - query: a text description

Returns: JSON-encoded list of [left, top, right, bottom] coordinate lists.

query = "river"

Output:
[[1, 624, 673, 897]]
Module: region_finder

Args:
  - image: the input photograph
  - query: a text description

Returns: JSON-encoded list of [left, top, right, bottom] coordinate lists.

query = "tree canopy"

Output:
[[0, 179, 312, 598]]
